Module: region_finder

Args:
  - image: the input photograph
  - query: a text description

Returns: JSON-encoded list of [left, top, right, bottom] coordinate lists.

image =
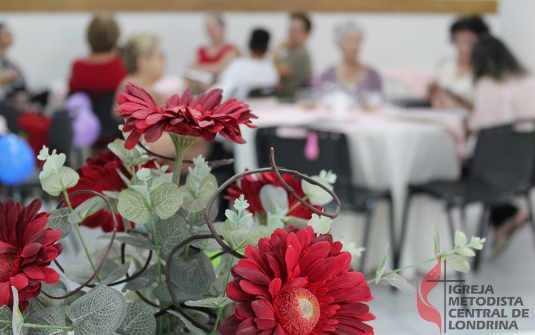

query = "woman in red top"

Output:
[[187, 14, 239, 91], [68, 13, 126, 97]]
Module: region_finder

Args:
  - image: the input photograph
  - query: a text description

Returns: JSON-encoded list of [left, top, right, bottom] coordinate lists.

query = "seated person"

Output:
[[69, 13, 126, 98], [430, 16, 489, 110], [273, 13, 313, 101], [314, 20, 382, 100], [187, 14, 239, 92], [214, 28, 279, 101], [0, 23, 26, 103], [468, 35, 535, 253]]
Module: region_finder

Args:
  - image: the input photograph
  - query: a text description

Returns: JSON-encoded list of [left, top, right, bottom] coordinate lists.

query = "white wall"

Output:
[[0, 11, 500, 89], [499, 0, 535, 72]]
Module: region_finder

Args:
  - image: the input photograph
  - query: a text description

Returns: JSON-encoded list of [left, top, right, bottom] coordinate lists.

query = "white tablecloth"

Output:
[[235, 101, 466, 273]]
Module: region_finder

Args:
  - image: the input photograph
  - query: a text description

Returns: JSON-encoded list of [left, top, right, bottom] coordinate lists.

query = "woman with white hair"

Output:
[[315, 20, 381, 98]]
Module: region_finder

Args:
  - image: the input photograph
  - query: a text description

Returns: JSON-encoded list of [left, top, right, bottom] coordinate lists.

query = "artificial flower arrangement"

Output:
[[0, 83, 486, 335]]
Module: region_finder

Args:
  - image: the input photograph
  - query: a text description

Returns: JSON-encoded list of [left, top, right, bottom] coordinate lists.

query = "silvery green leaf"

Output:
[[64, 291, 86, 307], [301, 176, 334, 206], [185, 297, 231, 309], [98, 262, 130, 287], [192, 237, 222, 253], [45, 208, 72, 239], [225, 210, 239, 225], [379, 272, 416, 293], [116, 302, 156, 335], [177, 208, 213, 227], [152, 283, 202, 304], [259, 185, 289, 213], [444, 254, 470, 273], [155, 214, 189, 258], [180, 174, 217, 213], [129, 185, 148, 196], [170, 254, 215, 296], [471, 236, 486, 250], [24, 306, 67, 335], [39, 153, 67, 179], [167, 311, 206, 335], [207, 275, 228, 296], [40, 166, 80, 196], [238, 213, 253, 228], [37, 282, 67, 307], [433, 224, 441, 256], [115, 236, 155, 250], [307, 214, 332, 234], [150, 183, 183, 219], [266, 212, 285, 230], [108, 139, 129, 163], [117, 188, 150, 224], [0, 306, 11, 335], [454, 230, 467, 247], [12, 287, 23, 335], [68, 197, 106, 225], [136, 168, 152, 181], [65, 256, 119, 285], [123, 264, 158, 293], [67, 286, 127, 335], [23, 300, 43, 318], [232, 195, 249, 212], [456, 248, 476, 257]]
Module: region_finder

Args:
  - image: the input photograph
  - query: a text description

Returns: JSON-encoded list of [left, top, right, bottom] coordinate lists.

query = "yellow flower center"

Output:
[[275, 287, 320, 335], [0, 253, 17, 281]]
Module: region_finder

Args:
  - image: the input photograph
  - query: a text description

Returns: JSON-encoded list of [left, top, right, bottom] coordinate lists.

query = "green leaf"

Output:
[[379, 272, 416, 293], [375, 254, 388, 284], [68, 197, 106, 225], [433, 224, 441, 256], [107, 139, 130, 163], [63, 291, 86, 307], [24, 306, 67, 335], [115, 236, 155, 250], [456, 248, 476, 257], [122, 264, 158, 293], [184, 297, 231, 309], [45, 208, 72, 239], [259, 185, 289, 213], [116, 302, 156, 335], [226, 229, 259, 251], [444, 254, 470, 273], [454, 230, 467, 247], [170, 254, 216, 296], [12, 287, 23, 335], [180, 174, 218, 213], [40, 166, 80, 196], [66, 286, 127, 335], [150, 183, 183, 219], [167, 311, 206, 335], [117, 188, 150, 225], [151, 283, 202, 303], [98, 262, 130, 287], [37, 282, 67, 307], [155, 214, 189, 258], [0, 306, 12, 335], [65, 256, 119, 285]]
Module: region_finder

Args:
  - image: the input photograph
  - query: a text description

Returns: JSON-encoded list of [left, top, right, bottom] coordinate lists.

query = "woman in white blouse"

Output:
[[469, 35, 535, 254], [430, 16, 489, 110]]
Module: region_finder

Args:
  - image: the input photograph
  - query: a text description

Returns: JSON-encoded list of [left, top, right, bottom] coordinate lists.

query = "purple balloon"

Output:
[[64, 93, 101, 148]]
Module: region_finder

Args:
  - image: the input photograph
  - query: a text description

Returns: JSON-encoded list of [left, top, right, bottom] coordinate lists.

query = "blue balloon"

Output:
[[0, 134, 36, 186]]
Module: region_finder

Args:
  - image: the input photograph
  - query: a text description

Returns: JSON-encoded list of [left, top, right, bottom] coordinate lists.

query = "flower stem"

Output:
[[74, 223, 101, 282], [212, 257, 235, 333], [61, 189, 73, 212], [0, 321, 74, 331], [169, 134, 198, 186], [150, 215, 162, 285]]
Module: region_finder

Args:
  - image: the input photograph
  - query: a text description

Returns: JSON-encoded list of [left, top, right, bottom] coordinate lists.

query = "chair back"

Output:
[[0, 101, 19, 133], [255, 127, 352, 185], [89, 91, 122, 142], [467, 121, 535, 204], [48, 110, 73, 165]]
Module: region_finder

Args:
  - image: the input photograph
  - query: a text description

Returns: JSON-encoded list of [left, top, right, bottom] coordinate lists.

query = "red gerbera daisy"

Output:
[[0, 199, 62, 312], [115, 83, 257, 149], [68, 151, 129, 232], [226, 172, 322, 221], [220, 226, 375, 335]]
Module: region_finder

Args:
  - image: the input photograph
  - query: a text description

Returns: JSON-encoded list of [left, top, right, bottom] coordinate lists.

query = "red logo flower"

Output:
[[0, 199, 62, 312], [417, 259, 442, 334], [220, 226, 375, 335]]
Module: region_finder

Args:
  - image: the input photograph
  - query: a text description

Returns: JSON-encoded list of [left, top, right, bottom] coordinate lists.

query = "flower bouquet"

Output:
[[0, 84, 485, 335]]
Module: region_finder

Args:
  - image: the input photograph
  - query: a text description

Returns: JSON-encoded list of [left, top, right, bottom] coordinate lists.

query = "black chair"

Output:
[[397, 121, 535, 271], [0, 100, 19, 133], [248, 87, 276, 98], [256, 127, 396, 272], [48, 109, 74, 163], [86, 91, 122, 146]]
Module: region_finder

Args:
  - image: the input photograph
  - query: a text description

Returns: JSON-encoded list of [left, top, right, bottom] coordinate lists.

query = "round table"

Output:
[[235, 101, 466, 274]]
